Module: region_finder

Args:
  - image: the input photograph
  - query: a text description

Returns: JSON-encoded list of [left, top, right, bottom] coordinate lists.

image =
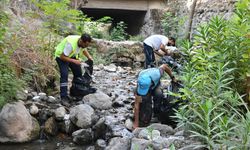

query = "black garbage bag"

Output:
[[158, 56, 182, 74], [158, 81, 185, 128], [70, 59, 96, 98], [83, 59, 93, 83], [70, 83, 96, 98]]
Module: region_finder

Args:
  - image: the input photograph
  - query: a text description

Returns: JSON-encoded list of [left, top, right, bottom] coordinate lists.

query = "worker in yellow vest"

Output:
[[55, 33, 93, 107]]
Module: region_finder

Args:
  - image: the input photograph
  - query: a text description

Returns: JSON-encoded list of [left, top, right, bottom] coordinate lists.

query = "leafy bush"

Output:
[[129, 35, 144, 41], [0, 5, 23, 107], [0, 8, 8, 52], [161, 12, 186, 41], [30, 0, 81, 34], [109, 21, 128, 41], [0, 54, 23, 108], [176, 0, 250, 149], [9, 22, 59, 92]]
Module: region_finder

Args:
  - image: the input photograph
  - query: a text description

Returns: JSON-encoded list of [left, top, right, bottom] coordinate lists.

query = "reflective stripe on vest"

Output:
[[54, 35, 80, 59]]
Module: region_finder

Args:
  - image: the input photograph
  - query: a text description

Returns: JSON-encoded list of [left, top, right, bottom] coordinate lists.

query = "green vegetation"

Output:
[[0, 6, 23, 107], [161, 11, 186, 44], [0, 55, 23, 107], [176, 0, 250, 149], [0, 7, 8, 52], [109, 21, 128, 41], [30, 0, 81, 35]]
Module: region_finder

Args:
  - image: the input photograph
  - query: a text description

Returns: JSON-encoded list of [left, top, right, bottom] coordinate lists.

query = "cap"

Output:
[[137, 75, 151, 96]]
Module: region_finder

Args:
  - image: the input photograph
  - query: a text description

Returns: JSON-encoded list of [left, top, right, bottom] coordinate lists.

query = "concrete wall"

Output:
[[82, 0, 166, 11], [166, 0, 236, 38]]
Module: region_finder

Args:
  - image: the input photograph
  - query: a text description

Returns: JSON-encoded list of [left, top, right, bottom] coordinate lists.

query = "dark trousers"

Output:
[[137, 83, 164, 126], [143, 43, 155, 68], [151, 84, 164, 114], [56, 57, 82, 98], [137, 83, 164, 114]]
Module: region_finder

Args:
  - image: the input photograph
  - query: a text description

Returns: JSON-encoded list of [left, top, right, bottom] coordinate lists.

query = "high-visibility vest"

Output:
[[54, 35, 80, 59]]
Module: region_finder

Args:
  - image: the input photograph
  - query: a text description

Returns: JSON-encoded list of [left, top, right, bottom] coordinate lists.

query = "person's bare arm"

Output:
[[160, 44, 169, 54], [154, 50, 164, 57], [60, 54, 81, 65], [133, 93, 142, 129], [162, 64, 177, 82], [82, 50, 93, 61]]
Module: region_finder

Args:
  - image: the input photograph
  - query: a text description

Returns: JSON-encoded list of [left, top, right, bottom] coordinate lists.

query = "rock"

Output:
[[92, 117, 107, 140], [165, 136, 185, 149], [29, 104, 39, 115], [174, 130, 184, 136], [31, 92, 38, 97], [93, 65, 101, 71], [38, 108, 53, 124], [47, 96, 57, 103], [95, 139, 107, 150], [16, 90, 28, 101], [54, 106, 66, 121], [110, 125, 133, 138], [0, 102, 40, 143], [125, 119, 133, 131], [105, 137, 130, 150], [104, 64, 117, 72], [58, 114, 77, 134], [70, 104, 94, 129], [27, 93, 33, 100], [86, 146, 95, 150], [112, 100, 124, 108], [148, 123, 174, 136], [117, 66, 124, 72], [38, 92, 47, 101], [151, 136, 170, 150], [83, 91, 112, 110], [130, 138, 151, 150], [138, 128, 161, 140], [105, 115, 119, 126], [72, 128, 93, 145], [32, 96, 40, 101], [44, 117, 58, 136]]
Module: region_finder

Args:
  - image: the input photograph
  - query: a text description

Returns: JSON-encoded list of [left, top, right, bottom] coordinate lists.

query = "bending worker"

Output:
[[133, 64, 176, 129]]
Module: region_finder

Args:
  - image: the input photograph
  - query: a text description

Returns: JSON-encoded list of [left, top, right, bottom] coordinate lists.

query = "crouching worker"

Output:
[[55, 33, 94, 107], [133, 64, 177, 129]]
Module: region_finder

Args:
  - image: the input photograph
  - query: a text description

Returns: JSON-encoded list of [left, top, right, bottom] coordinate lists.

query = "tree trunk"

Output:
[[185, 0, 198, 40]]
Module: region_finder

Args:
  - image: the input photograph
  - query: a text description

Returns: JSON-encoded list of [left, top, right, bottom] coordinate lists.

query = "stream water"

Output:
[[0, 137, 86, 150]]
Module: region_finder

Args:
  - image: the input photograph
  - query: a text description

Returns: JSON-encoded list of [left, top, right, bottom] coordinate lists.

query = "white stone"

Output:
[[38, 92, 47, 100], [29, 104, 39, 115], [32, 96, 40, 101], [104, 64, 117, 72], [47, 96, 57, 103], [55, 107, 66, 120]]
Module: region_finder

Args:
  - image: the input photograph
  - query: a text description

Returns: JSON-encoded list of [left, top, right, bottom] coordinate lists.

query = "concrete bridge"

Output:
[[80, 0, 167, 35], [82, 0, 166, 11]]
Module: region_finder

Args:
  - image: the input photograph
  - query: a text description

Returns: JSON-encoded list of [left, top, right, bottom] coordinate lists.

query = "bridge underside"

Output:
[[82, 0, 149, 11], [81, 8, 147, 35]]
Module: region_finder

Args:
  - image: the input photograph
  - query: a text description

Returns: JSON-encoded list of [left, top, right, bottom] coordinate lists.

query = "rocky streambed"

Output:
[[0, 64, 200, 150]]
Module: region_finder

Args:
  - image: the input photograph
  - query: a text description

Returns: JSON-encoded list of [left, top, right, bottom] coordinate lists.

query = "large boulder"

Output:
[[0, 101, 40, 143], [148, 123, 174, 136], [83, 91, 112, 110], [130, 138, 151, 150], [70, 104, 95, 129], [105, 137, 131, 150], [93, 39, 144, 64], [72, 128, 93, 145]]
